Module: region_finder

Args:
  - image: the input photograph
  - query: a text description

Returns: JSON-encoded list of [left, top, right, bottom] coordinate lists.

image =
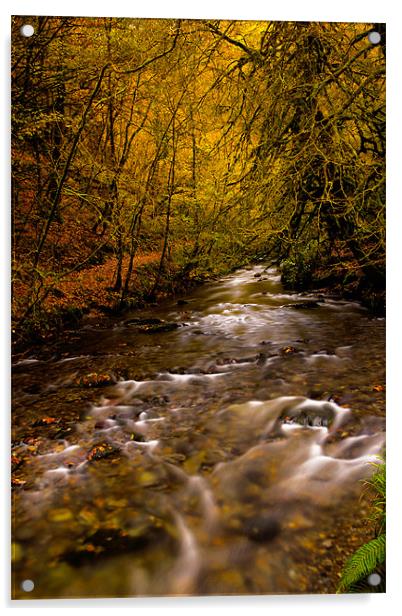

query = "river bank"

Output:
[[12, 248, 385, 362], [12, 251, 260, 359]]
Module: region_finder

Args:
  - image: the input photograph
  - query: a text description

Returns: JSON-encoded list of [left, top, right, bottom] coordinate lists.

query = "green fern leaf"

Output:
[[346, 563, 386, 593], [337, 534, 385, 593]]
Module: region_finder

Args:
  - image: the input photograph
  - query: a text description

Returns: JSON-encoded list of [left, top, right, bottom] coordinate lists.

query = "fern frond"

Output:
[[337, 534, 385, 593], [364, 461, 386, 533], [346, 563, 386, 593]]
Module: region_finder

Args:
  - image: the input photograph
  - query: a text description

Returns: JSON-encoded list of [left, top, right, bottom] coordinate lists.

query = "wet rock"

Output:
[[23, 383, 42, 395], [183, 451, 206, 474], [322, 557, 333, 571], [289, 301, 320, 309], [177, 299, 189, 306], [63, 523, 169, 566], [309, 389, 327, 400], [312, 416, 328, 427], [313, 349, 335, 356], [243, 514, 281, 542], [137, 470, 160, 486], [169, 366, 188, 374], [50, 425, 74, 440], [94, 420, 108, 430], [124, 317, 181, 333], [124, 317, 163, 326], [254, 272, 262, 278], [238, 355, 260, 364], [78, 507, 99, 527], [281, 346, 299, 355], [130, 432, 146, 443], [11, 455, 23, 471], [281, 401, 335, 428], [150, 395, 170, 405], [75, 372, 116, 388], [87, 442, 120, 462], [142, 322, 181, 334], [218, 355, 258, 366], [244, 469, 266, 485]]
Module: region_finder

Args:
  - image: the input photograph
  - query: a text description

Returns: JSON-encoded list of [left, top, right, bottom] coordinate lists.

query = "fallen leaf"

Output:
[[87, 442, 119, 461], [11, 455, 23, 470], [11, 477, 26, 488], [281, 346, 298, 354], [32, 416, 59, 426]]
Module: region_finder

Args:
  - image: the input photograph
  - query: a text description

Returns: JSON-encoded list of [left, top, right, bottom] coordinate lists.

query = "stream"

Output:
[[11, 264, 385, 598]]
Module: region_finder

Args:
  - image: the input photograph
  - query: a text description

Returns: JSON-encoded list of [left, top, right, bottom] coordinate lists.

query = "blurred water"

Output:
[[12, 265, 385, 597]]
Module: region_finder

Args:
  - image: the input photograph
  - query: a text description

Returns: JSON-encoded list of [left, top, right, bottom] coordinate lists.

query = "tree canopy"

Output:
[[11, 17, 385, 336]]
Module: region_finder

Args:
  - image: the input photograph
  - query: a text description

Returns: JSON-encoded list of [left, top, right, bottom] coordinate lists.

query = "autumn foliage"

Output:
[[11, 17, 385, 340]]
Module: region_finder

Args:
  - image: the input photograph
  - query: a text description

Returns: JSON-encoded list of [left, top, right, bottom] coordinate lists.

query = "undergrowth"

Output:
[[337, 458, 386, 593]]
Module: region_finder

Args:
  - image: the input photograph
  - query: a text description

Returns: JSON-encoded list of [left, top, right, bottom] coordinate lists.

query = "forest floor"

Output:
[[12, 250, 164, 345], [41, 251, 162, 318], [12, 245, 224, 357]]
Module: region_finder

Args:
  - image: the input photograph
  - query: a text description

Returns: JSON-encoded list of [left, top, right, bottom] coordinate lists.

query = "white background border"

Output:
[[2, 1, 400, 613]]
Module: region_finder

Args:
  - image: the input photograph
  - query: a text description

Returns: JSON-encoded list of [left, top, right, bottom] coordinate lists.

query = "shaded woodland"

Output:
[[11, 17, 386, 598], [11, 18, 385, 341]]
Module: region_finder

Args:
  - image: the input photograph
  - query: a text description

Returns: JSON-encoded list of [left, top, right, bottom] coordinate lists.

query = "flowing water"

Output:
[[11, 265, 385, 598]]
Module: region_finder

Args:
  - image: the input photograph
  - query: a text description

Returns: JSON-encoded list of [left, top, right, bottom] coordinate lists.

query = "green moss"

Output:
[[281, 240, 319, 290]]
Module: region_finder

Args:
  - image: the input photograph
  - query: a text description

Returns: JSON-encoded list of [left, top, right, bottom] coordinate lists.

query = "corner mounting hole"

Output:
[[21, 579, 34, 592], [20, 24, 35, 38], [367, 572, 381, 586], [368, 31, 381, 45]]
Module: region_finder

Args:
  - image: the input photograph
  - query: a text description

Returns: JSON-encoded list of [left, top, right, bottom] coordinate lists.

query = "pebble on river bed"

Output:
[[281, 346, 299, 355], [47, 508, 74, 523], [137, 471, 159, 487], [63, 520, 173, 566], [130, 432, 146, 443], [243, 515, 281, 542], [11, 455, 23, 471]]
